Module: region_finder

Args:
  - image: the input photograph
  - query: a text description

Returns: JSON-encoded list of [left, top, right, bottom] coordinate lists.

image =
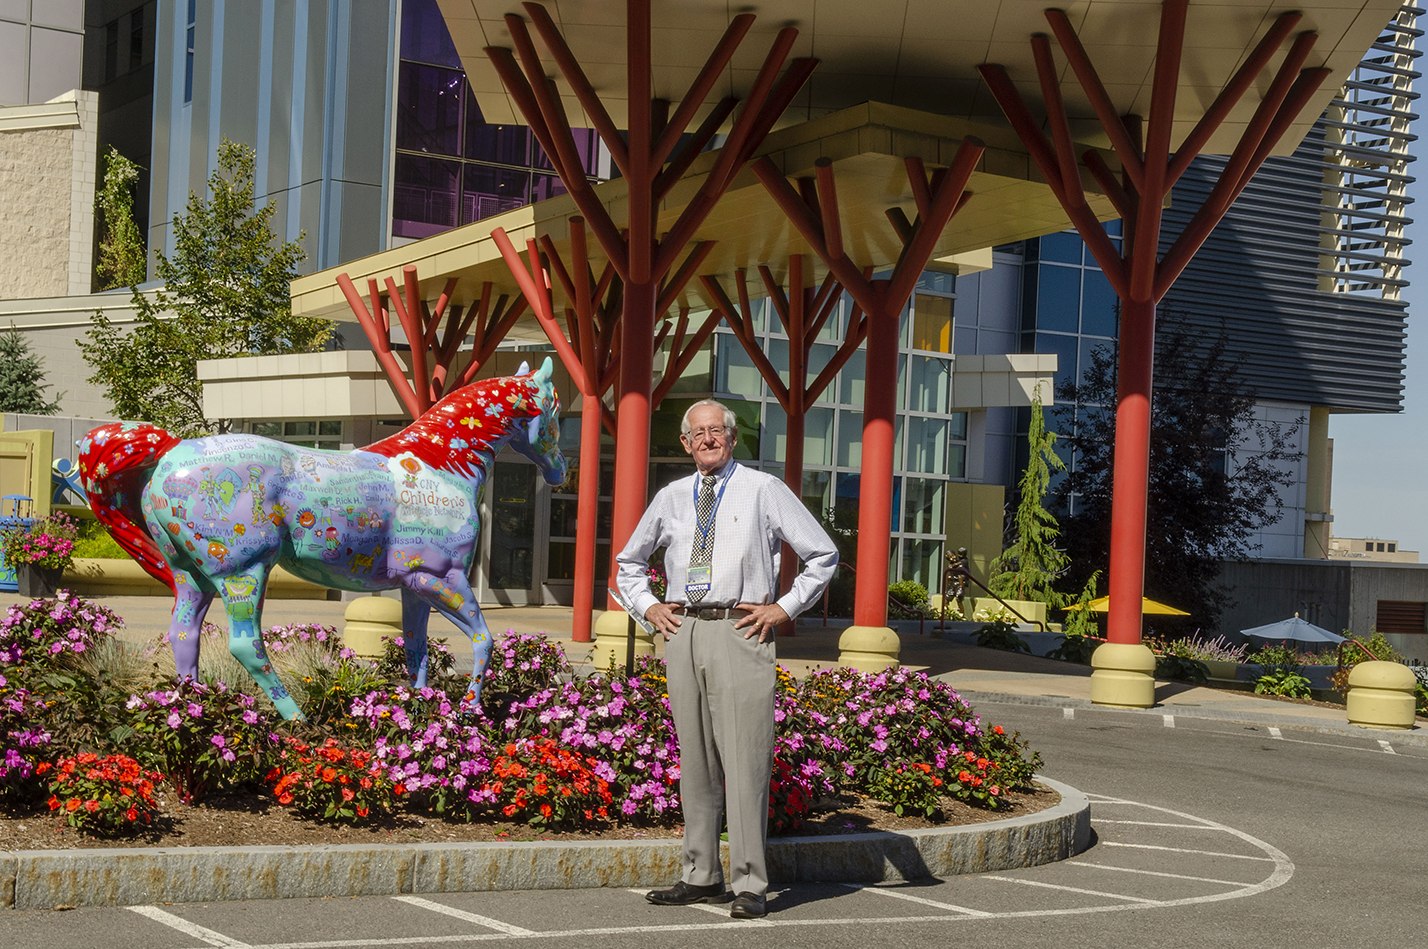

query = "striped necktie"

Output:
[[688, 473, 717, 603]]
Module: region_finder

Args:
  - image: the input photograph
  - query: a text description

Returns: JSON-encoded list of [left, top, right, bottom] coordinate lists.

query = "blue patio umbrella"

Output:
[[1239, 613, 1345, 645]]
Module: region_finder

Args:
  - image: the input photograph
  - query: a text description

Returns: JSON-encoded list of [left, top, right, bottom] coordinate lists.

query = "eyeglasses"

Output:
[[684, 425, 730, 441]]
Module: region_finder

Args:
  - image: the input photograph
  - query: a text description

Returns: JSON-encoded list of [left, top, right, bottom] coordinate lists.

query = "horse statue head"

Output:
[[508, 357, 567, 488]]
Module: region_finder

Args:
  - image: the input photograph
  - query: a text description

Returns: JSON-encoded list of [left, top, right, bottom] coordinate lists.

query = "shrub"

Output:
[[791, 667, 984, 790], [267, 736, 395, 824], [0, 673, 53, 804], [1046, 634, 1102, 664], [866, 760, 944, 818], [0, 590, 123, 682], [975, 617, 1030, 654], [282, 647, 389, 727], [767, 750, 817, 834], [1147, 638, 1208, 684], [374, 634, 462, 693], [500, 658, 682, 824], [119, 679, 279, 804], [887, 580, 931, 619], [484, 633, 573, 704], [978, 724, 1042, 791], [263, 623, 349, 658], [0, 510, 79, 571], [946, 750, 1006, 809], [40, 752, 162, 836], [1254, 669, 1312, 698], [348, 687, 495, 820], [484, 737, 613, 829]]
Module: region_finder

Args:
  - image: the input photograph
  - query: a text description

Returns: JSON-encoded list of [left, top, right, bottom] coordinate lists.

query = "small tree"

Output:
[[988, 389, 1069, 605], [0, 324, 61, 415], [82, 140, 331, 436], [95, 147, 147, 290]]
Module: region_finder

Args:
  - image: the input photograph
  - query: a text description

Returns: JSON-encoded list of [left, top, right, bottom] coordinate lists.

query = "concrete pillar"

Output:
[[837, 625, 901, 673], [1302, 406, 1333, 559]]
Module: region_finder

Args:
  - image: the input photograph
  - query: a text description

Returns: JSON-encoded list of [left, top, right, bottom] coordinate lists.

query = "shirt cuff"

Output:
[[631, 591, 662, 619]]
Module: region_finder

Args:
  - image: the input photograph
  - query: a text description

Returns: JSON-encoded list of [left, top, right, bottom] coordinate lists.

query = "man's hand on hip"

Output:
[[644, 602, 683, 639], [734, 603, 789, 643]]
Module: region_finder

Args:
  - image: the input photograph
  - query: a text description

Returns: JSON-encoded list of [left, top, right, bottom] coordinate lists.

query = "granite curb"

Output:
[[0, 778, 1089, 911]]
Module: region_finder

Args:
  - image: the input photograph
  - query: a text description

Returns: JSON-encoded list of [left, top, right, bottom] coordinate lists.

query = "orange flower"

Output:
[[65, 799, 81, 812]]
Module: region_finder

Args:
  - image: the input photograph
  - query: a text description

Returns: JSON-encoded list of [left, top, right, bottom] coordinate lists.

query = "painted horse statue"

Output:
[[78, 358, 566, 719]]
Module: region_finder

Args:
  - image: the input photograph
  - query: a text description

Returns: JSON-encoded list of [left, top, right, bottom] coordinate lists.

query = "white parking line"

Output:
[[982, 875, 1162, 904], [127, 905, 251, 947], [1094, 820, 1224, 829], [1163, 715, 1175, 728], [1268, 727, 1283, 738], [1070, 862, 1254, 886], [1099, 842, 1276, 862], [392, 896, 535, 936], [1063, 707, 1076, 719], [1378, 740, 1396, 754], [841, 882, 993, 916]]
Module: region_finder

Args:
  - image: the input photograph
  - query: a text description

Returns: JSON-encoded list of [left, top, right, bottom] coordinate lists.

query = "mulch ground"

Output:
[[0, 785, 1058, 852]]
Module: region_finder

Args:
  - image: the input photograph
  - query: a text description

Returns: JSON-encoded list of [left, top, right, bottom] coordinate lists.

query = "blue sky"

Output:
[[1325, 170, 1426, 554]]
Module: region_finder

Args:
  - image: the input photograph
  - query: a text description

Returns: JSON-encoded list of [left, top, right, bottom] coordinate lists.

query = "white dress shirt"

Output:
[[616, 461, 839, 621]]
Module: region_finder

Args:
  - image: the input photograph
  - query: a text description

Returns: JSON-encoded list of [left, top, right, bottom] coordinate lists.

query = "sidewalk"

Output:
[[4, 590, 1421, 744]]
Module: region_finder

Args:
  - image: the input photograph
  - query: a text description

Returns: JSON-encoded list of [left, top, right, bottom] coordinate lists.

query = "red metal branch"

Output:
[[1044, 11, 1146, 191], [337, 272, 422, 420], [520, 2, 630, 178], [652, 14, 755, 168]]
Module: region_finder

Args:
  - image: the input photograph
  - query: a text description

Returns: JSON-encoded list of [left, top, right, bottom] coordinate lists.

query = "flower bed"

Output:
[[0, 591, 1044, 839]]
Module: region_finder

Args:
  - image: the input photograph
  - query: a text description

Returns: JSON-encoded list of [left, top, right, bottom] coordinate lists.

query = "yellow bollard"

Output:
[[589, 608, 656, 673], [341, 595, 403, 659], [1346, 660, 1418, 730], [837, 624, 901, 672], [1090, 641, 1158, 709]]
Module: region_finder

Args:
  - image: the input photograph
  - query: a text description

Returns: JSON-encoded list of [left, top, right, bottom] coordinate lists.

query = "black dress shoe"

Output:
[[730, 892, 767, 919], [645, 880, 730, 905]]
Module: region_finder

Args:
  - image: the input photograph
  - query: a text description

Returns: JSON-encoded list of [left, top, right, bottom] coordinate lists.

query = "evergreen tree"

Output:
[[1055, 313, 1300, 627], [95, 147, 147, 290], [988, 389, 1069, 605], [0, 324, 62, 415], [81, 140, 331, 436]]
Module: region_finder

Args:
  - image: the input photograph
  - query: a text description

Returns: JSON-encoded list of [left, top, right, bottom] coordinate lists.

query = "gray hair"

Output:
[[680, 399, 737, 438]]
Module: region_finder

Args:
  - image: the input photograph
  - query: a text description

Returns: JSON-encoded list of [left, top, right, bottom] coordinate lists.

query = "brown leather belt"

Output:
[[671, 605, 751, 621]]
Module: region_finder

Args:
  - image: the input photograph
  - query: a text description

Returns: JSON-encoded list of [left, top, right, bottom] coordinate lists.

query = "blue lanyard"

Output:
[[691, 464, 735, 548]]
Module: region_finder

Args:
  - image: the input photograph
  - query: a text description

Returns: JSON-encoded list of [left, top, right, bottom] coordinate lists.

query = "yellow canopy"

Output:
[[1063, 596, 1190, 617]]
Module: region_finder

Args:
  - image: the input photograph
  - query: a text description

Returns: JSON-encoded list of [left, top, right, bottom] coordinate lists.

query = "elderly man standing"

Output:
[[616, 399, 838, 920]]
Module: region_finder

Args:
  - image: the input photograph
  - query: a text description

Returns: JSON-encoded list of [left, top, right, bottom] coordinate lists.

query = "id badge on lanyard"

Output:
[[685, 564, 712, 600]]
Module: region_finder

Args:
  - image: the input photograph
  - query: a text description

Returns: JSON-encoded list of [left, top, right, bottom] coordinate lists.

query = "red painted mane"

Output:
[[362, 373, 542, 479]]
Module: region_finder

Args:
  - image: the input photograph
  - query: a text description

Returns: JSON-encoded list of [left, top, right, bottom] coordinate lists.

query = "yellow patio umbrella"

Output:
[[1062, 596, 1190, 616]]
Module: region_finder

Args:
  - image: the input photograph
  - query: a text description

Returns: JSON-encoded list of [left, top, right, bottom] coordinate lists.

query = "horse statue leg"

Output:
[[167, 571, 214, 679], [401, 568, 492, 711], [217, 563, 304, 721], [399, 587, 432, 688]]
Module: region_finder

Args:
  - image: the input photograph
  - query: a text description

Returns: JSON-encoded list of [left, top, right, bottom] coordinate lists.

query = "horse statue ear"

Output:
[[537, 356, 554, 384], [516, 360, 531, 375]]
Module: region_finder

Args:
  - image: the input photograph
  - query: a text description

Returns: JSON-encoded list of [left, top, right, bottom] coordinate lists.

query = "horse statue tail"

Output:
[[77, 422, 182, 593]]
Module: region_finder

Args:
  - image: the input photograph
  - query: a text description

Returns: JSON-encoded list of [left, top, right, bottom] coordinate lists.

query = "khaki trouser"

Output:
[[664, 614, 776, 897]]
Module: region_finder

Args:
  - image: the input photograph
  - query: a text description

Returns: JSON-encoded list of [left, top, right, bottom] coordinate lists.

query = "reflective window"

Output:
[[1035, 265, 1081, 332], [904, 416, 947, 474], [911, 293, 953, 352], [461, 164, 528, 223], [401, 0, 462, 67], [907, 355, 950, 413], [392, 154, 460, 238], [1081, 268, 1119, 336], [396, 62, 463, 156]]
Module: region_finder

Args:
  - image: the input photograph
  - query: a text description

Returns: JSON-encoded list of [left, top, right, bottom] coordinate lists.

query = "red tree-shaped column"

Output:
[[978, 0, 1329, 674], [486, 1, 816, 609], [700, 257, 867, 631], [494, 218, 718, 644], [336, 265, 526, 419], [752, 142, 985, 668]]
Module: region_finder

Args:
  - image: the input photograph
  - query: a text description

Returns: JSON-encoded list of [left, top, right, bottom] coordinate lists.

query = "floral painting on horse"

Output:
[[78, 359, 566, 719]]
